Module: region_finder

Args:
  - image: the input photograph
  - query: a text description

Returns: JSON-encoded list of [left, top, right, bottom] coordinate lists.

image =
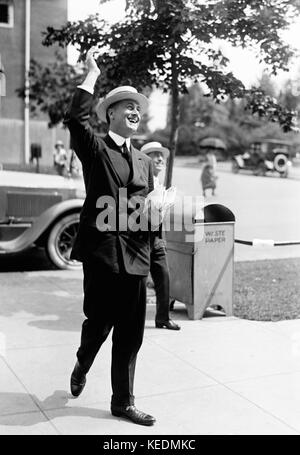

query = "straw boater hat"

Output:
[[97, 86, 149, 123], [140, 142, 169, 159]]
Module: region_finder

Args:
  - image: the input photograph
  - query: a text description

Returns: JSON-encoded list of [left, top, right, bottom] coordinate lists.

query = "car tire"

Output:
[[46, 212, 81, 270], [273, 154, 288, 173]]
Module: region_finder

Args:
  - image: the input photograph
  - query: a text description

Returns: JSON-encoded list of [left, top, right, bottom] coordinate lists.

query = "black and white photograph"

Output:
[[0, 0, 300, 440]]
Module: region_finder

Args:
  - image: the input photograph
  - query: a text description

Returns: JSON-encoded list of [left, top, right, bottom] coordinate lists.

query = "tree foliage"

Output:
[[278, 66, 300, 112], [162, 77, 300, 158], [27, 0, 300, 184]]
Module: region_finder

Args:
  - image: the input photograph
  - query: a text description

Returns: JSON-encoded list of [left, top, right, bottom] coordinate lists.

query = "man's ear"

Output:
[[107, 107, 114, 121]]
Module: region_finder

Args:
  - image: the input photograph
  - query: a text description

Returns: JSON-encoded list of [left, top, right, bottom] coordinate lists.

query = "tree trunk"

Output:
[[165, 50, 180, 189]]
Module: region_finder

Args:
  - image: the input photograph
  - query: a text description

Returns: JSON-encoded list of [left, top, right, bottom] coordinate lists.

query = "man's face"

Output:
[[148, 151, 165, 176], [108, 99, 141, 137]]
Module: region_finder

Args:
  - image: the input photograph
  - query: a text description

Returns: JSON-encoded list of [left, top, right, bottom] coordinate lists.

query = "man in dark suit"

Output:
[[141, 142, 180, 331], [64, 48, 155, 426]]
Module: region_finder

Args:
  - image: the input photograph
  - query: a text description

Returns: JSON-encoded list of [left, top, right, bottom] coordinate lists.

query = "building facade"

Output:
[[0, 0, 69, 167]]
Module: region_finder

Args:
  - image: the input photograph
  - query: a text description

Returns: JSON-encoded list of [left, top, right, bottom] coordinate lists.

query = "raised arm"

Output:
[[64, 48, 101, 164], [78, 47, 101, 94]]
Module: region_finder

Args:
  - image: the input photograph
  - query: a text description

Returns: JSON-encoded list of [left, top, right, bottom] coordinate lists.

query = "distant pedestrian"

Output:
[[201, 149, 218, 197], [206, 149, 217, 174], [53, 140, 68, 176]]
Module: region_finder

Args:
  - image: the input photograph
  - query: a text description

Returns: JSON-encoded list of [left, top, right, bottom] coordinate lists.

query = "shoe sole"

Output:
[[155, 323, 180, 330], [111, 410, 155, 426], [70, 379, 86, 397], [71, 388, 84, 397]]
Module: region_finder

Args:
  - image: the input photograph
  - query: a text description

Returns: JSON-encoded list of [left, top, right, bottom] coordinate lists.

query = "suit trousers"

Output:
[[150, 238, 170, 323], [76, 260, 147, 407]]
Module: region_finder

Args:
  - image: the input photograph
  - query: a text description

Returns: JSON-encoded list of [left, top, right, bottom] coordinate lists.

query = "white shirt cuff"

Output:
[[77, 84, 94, 95]]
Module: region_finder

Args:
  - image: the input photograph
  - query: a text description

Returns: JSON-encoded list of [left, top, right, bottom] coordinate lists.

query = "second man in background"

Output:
[[141, 142, 180, 331]]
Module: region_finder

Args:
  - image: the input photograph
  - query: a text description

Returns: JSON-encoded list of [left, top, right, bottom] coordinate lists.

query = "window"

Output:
[[0, 1, 14, 28]]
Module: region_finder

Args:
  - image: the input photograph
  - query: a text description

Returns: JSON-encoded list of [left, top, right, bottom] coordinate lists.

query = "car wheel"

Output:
[[273, 153, 288, 173], [46, 212, 81, 270]]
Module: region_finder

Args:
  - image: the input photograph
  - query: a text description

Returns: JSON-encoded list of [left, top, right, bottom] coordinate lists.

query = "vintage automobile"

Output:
[[232, 139, 292, 177], [0, 170, 85, 270]]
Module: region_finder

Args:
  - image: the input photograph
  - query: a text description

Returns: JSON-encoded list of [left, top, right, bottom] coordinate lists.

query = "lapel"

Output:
[[103, 135, 145, 190], [127, 146, 145, 189], [102, 135, 125, 186]]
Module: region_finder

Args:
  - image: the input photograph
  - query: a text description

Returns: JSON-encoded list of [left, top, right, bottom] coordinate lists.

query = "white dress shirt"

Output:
[[108, 131, 131, 150], [77, 84, 94, 95], [153, 175, 160, 189]]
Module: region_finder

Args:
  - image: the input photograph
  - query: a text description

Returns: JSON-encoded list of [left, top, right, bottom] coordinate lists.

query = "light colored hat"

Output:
[[140, 141, 169, 158], [97, 86, 149, 123]]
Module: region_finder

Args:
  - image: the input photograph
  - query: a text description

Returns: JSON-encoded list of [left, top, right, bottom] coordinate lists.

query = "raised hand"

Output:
[[85, 46, 101, 76]]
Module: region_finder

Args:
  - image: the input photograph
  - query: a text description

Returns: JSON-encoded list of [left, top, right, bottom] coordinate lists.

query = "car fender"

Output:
[[0, 199, 83, 254], [264, 160, 274, 170]]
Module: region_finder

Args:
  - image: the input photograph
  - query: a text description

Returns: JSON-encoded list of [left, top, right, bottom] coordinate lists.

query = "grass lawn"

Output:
[[233, 257, 300, 321], [148, 257, 300, 322]]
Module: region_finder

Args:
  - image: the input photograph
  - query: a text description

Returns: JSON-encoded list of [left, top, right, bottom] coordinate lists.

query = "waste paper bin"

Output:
[[165, 203, 235, 320]]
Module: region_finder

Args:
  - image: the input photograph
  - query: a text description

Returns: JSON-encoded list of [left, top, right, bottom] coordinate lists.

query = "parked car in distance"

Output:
[[232, 139, 292, 178], [0, 170, 85, 270]]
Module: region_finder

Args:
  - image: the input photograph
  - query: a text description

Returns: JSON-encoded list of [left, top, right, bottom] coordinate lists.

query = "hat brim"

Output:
[[97, 92, 149, 123], [143, 147, 169, 158]]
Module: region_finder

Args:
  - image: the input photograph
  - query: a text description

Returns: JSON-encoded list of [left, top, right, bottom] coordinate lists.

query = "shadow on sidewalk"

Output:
[[0, 274, 83, 331], [0, 390, 111, 427], [0, 247, 56, 273]]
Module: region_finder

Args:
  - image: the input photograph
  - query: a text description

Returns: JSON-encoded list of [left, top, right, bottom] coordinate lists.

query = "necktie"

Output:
[[121, 142, 132, 166]]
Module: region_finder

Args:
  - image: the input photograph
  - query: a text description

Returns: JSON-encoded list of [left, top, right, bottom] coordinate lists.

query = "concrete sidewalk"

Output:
[[1, 268, 300, 435]]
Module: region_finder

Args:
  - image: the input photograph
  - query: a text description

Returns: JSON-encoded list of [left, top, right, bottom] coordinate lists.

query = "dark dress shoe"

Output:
[[111, 405, 156, 426], [70, 361, 86, 397], [155, 319, 181, 330]]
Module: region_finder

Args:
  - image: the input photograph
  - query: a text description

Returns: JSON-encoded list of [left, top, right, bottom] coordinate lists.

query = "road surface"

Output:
[[172, 159, 300, 262]]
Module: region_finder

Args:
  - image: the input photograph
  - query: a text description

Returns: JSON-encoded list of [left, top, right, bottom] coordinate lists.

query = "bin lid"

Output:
[[203, 204, 235, 222]]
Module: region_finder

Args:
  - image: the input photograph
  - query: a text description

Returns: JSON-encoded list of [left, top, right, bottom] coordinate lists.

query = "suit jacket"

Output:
[[64, 88, 154, 275]]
